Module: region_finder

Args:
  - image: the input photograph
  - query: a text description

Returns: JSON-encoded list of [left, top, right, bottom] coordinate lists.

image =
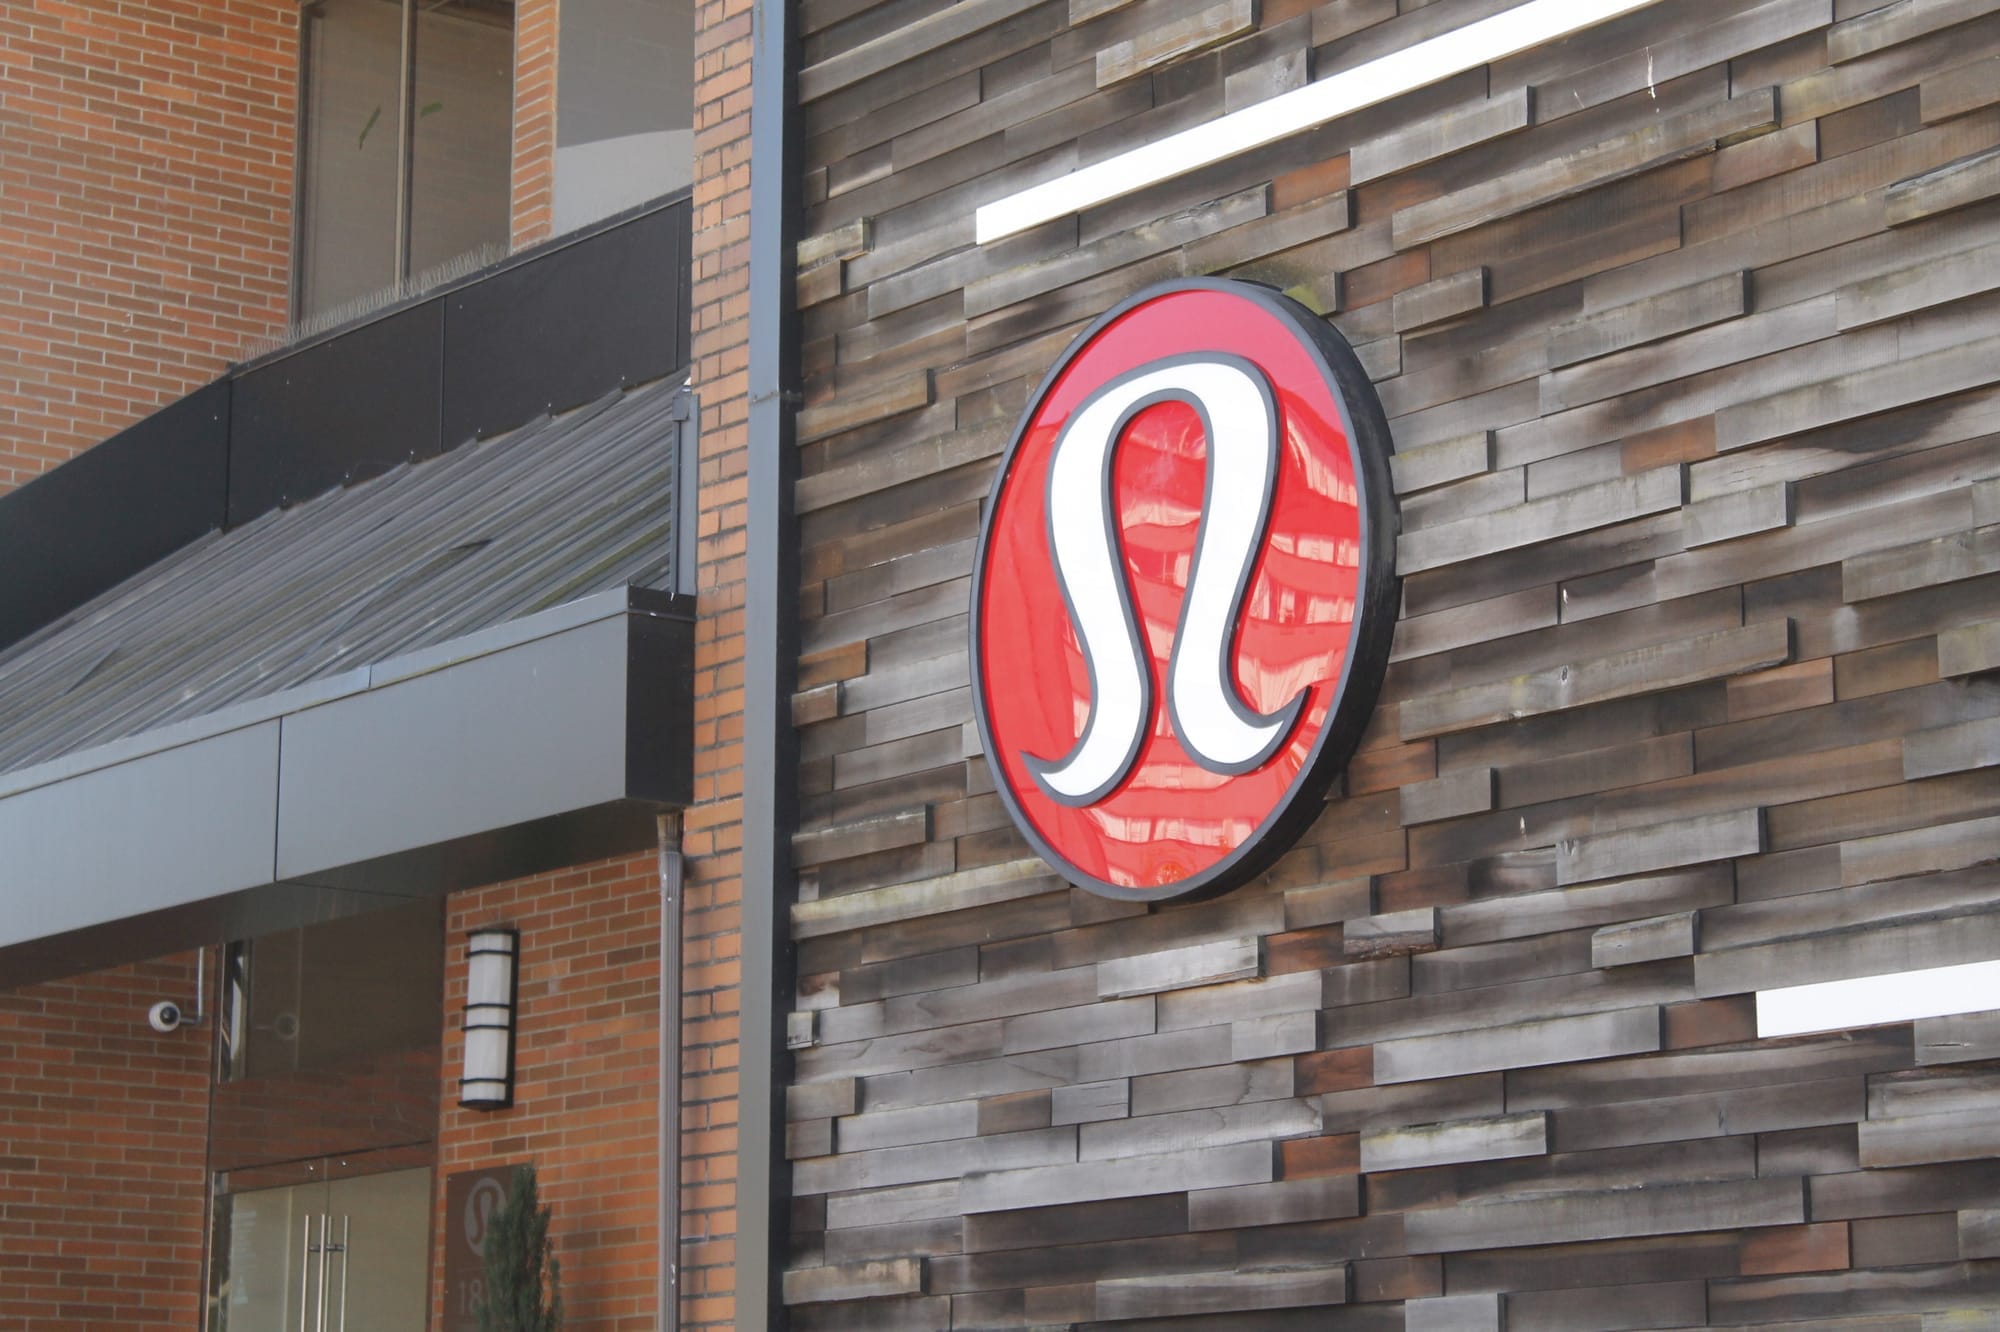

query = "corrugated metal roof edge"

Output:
[[0, 584, 693, 802]]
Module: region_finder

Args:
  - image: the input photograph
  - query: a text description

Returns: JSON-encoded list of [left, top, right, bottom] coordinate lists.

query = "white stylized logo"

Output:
[[1028, 353, 1307, 807]]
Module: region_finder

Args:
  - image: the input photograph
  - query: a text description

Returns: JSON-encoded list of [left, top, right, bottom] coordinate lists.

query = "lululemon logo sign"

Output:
[[971, 280, 1399, 901]]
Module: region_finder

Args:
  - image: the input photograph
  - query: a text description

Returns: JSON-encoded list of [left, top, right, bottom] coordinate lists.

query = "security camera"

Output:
[[148, 1000, 184, 1033]]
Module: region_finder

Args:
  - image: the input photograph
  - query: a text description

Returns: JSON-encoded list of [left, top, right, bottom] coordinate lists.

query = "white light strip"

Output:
[[975, 0, 1666, 244], [1757, 959, 2000, 1039]]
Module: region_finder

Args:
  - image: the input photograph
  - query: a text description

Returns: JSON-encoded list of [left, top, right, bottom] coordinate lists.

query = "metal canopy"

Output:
[[0, 378, 696, 987]]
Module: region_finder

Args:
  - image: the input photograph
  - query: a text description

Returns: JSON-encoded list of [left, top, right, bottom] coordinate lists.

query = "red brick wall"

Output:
[[434, 852, 663, 1332], [683, 0, 755, 1320], [0, 0, 296, 496], [0, 952, 211, 1330], [510, 0, 559, 251]]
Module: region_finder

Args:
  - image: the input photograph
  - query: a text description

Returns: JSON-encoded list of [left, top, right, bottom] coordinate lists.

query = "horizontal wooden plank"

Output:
[[1400, 765, 1495, 826], [1843, 524, 2000, 602], [1548, 271, 1749, 369], [1837, 240, 2000, 330], [1829, 0, 1994, 62], [1393, 267, 1487, 333], [1939, 618, 2000, 678], [1094, 1264, 1349, 1319], [1916, 1010, 2000, 1064], [1442, 866, 1733, 948], [1861, 1112, 2000, 1168], [1350, 88, 1532, 185], [1343, 907, 1440, 960], [1397, 464, 1683, 574], [1716, 331, 2000, 452], [1405, 1177, 1806, 1254], [1695, 909, 2000, 998], [794, 807, 931, 867], [1078, 1097, 1321, 1162], [1185, 1174, 1360, 1230], [1392, 89, 1777, 247], [1359, 1110, 1548, 1173], [799, 0, 1048, 101], [1592, 911, 1701, 968], [959, 1140, 1273, 1213], [1096, 937, 1262, 999], [1095, 0, 1252, 87], [1402, 620, 1794, 740], [1560, 809, 1765, 886], [1390, 431, 1493, 496], [795, 371, 934, 443], [1923, 52, 2000, 122], [793, 858, 1056, 938], [1372, 1005, 1662, 1085], [1683, 481, 1794, 548], [783, 1257, 924, 1304]]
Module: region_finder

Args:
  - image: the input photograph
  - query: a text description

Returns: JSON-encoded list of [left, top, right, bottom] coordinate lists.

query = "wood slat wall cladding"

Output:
[[781, 0, 2000, 1325]]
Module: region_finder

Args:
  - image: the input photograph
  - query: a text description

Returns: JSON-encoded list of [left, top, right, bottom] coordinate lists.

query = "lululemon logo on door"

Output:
[[971, 279, 1399, 901]]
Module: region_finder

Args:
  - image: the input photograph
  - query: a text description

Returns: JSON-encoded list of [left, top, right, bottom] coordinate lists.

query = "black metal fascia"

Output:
[[740, 0, 802, 1321]]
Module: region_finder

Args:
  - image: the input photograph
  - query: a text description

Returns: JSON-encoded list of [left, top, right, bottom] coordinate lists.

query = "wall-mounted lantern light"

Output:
[[460, 927, 519, 1110]]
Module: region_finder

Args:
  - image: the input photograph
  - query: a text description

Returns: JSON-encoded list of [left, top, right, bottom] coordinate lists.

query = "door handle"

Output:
[[298, 1215, 314, 1332], [335, 1216, 351, 1332], [315, 1214, 331, 1332]]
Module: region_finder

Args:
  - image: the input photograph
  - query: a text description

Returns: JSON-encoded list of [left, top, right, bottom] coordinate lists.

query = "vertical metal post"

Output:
[[335, 1215, 350, 1332], [743, 0, 802, 1320], [657, 812, 683, 1332], [298, 1215, 313, 1332], [315, 1214, 331, 1332]]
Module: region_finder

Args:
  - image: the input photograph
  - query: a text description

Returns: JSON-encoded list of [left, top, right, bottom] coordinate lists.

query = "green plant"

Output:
[[479, 1164, 563, 1332]]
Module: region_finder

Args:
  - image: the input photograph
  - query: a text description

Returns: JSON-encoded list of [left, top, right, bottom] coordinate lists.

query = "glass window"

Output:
[[553, 0, 694, 234], [295, 0, 515, 323]]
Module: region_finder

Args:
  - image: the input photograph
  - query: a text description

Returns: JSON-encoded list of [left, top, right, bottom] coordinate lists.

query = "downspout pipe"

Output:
[[658, 812, 684, 1332], [742, 0, 802, 1323]]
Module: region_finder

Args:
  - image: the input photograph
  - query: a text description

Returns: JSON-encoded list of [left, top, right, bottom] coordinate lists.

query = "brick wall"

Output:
[[434, 852, 663, 1332], [0, 0, 296, 496], [0, 952, 211, 1330], [511, 0, 559, 251], [683, 0, 756, 1319]]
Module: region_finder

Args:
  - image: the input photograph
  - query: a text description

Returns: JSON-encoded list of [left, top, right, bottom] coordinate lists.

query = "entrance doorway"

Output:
[[212, 1158, 432, 1331], [204, 896, 447, 1331]]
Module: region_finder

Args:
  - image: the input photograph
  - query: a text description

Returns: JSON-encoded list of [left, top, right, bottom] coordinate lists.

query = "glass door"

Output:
[[212, 1160, 432, 1332]]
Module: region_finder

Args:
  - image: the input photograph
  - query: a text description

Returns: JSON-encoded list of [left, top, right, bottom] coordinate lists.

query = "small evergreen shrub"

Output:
[[479, 1164, 563, 1332]]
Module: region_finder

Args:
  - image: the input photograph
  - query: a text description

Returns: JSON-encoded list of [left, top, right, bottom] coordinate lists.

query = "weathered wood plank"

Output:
[[1399, 765, 1495, 826], [795, 372, 934, 444], [1097, 937, 1261, 999], [1591, 910, 1701, 969], [1392, 90, 1778, 247], [1359, 1111, 1548, 1174], [1397, 464, 1683, 575], [1684, 481, 1794, 548], [1916, 1010, 2000, 1064], [1051, 1078, 1128, 1126], [1095, 0, 1253, 87], [1093, 1264, 1350, 1319], [792, 858, 1057, 938], [1716, 331, 2000, 452], [1559, 809, 1765, 886], [1939, 618, 2000, 678], [1829, 0, 1995, 63], [1695, 910, 2000, 998], [1372, 1006, 1662, 1085], [794, 807, 931, 867], [1402, 620, 1794, 740], [959, 1140, 1273, 1213], [1390, 431, 1493, 496], [1343, 908, 1439, 960], [782, 1257, 925, 1305], [1837, 240, 2000, 330], [1078, 1097, 1321, 1161], [1350, 88, 1532, 184], [1393, 268, 1488, 333], [1405, 1177, 1806, 1254], [1548, 272, 1749, 369], [1923, 53, 2000, 123], [798, 0, 1049, 101]]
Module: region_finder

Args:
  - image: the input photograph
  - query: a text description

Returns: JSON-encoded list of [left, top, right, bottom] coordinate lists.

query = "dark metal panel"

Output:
[[625, 596, 697, 806], [280, 799, 661, 899], [0, 379, 228, 651], [274, 617, 639, 880], [0, 720, 279, 951], [227, 299, 446, 525], [441, 198, 692, 444], [743, 0, 804, 1321]]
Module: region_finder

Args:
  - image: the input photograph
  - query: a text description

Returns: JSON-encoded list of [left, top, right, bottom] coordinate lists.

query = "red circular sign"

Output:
[[970, 280, 1398, 901]]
